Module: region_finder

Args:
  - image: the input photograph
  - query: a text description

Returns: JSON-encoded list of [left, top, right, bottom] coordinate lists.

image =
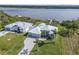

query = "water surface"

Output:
[[0, 8, 79, 21]]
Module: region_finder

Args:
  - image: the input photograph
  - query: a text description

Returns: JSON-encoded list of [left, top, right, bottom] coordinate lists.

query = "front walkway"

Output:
[[18, 37, 36, 55]]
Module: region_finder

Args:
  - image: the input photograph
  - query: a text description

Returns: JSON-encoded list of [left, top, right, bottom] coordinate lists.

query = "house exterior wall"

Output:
[[28, 32, 41, 38], [41, 30, 49, 38], [5, 25, 20, 32], [5, 27, 10, 31]]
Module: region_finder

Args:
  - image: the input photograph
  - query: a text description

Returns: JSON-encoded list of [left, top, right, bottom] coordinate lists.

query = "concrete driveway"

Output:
[[18, 37, 36, 55]]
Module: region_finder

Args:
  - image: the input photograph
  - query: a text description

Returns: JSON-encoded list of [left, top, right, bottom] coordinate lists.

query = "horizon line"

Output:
[[1, 4, 79, 6]]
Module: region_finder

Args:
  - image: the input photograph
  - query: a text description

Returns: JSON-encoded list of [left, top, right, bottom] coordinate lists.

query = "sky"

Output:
[[0, 0, 79, 5]]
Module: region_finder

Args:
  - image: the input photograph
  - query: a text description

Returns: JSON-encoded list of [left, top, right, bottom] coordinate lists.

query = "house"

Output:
[[38, 23, 57, 38], [5, 21, 33, 33], [28, 23, 58, 39]]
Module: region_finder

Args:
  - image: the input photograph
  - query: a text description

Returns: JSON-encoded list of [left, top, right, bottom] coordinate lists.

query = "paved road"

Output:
[[18, 37, 36, 55], [0, 31, 9, 37]]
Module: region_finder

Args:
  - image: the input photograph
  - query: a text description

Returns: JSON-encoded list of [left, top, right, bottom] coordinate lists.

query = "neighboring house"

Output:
[[28, 23, 58, 39], [5, 21, 33, 33]]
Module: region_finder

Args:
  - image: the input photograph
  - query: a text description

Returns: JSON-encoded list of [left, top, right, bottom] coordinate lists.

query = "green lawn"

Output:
[[30, 34, 64, 55], [0, 33, 26, 55], [31, 33, 79, 55]]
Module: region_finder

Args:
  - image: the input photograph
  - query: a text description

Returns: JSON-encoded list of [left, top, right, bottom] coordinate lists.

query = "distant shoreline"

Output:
[[1, 5, 79, 9]]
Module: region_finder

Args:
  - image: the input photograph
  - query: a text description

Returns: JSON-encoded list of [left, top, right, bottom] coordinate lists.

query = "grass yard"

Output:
[[0, 33, 26, 55], [62, 34, 79, 55], [30, 34, 64, 55], [31, 33, 79, 55]]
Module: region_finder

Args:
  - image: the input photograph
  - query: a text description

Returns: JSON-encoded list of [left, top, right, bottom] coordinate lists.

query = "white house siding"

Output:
[[22, 27, 29, 33], [28, 33, 41, 38]]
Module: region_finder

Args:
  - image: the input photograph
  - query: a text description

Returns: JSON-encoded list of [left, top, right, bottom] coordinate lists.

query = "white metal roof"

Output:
[[48, 25, 58, 31], [37, 23, 57, 31], [5, 21, 33, 29], [28, 27, 41, 34], [28, 23, 58, 34], [38, 23, 50, 31]]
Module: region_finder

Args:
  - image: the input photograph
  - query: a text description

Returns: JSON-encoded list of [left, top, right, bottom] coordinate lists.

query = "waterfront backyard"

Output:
[[0, 8, 79, 55]]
